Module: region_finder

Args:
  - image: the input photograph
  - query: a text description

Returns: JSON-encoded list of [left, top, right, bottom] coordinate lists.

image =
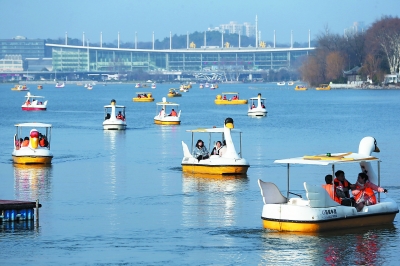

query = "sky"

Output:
[[4, 0, 400, 45]]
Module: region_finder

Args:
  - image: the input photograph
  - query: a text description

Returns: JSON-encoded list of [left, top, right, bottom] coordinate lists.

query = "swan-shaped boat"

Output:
[[103, 99, 127, 130], [248, 93, 267, 116], [135, 83, 141, 88], [181, 117, 249, 175], [154, 97, 181, 125], [55, 82, 65, 88], [215, 92, 248, 105], [133, 92, 154, 102], [21, 92, 47, 111], [151, 83, 156, 89], [258, 136, 399, 232], [12, 123, 53, 164]]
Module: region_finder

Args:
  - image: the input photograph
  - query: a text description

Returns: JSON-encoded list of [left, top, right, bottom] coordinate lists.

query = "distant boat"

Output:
[[277, 82, 285, 86], [55, 82, 65, 88], [287, 81, 294, 86]]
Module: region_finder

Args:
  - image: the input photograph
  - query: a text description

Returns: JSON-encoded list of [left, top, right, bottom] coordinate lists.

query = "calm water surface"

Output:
[[0, 83, 399, 265]]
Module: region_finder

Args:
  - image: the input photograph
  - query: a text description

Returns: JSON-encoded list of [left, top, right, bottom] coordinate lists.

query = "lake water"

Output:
[[0, 82, 399, 265]]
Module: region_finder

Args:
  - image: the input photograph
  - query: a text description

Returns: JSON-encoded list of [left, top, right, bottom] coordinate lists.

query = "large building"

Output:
[[46, 43, 314, 74], [0, 36, 45, 59]]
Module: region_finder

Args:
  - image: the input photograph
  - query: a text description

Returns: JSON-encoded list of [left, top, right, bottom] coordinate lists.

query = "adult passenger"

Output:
[[322, 174, 335, 200], [352, 172, 387, 212], [211, 141, 222, 155], [21, 137, 29, 147], [193, 139, 209, 162], [169, 109, 177, 116], [333, 170, 355, 206]]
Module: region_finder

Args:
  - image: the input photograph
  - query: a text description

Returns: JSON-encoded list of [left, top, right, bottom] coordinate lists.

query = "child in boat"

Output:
[[352, 172, 387, 212], [322, 174, 335, 200]]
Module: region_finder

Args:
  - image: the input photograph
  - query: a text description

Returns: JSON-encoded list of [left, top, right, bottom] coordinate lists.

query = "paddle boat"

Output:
[[277, 82, 286, 86], [135, 83, 141, 88], [151, 83, 156, 89], [258, 136, 399, 233], [199, 83, 204, 89], [295, 85, 307, 91], [210, 84, 216, 89], [154, 97, 181, 125], [205, 82, 210, 88], [87, 84, 93, 90], [132, 92, 154, 102], [37, 85, 43, 90], [179, 86, 189, 92], [55, 82, 65, 88], [168, 88, 182, 97], [11, 84, 29, 91], [316, 84, 331, 90], [12, 123, 53, 164], [215, 92, 248, 105], [181, 117, 249, 175], [21, 92, 47, 111], [287, 81, 294, 86], [103, 99, 127, 130], [248, 93, 267, 117]]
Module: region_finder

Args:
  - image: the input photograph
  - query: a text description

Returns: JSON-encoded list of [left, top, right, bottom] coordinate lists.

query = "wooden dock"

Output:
[[0, 199, 41, 222]]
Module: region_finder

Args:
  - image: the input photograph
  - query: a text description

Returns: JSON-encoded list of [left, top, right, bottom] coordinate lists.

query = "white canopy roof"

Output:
[[156, 102, 179, 106], [104, 105, 125, 108], [274, 152, 379, 166], [186, 127, 242, 133], [15, 122, 52, 128]]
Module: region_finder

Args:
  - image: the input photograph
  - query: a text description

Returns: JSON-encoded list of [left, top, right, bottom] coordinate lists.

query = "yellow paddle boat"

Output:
[[168, 88, 182, 97], [12, 123, 53, 164], [181, 117, 249, 175], [316, 84, 331, 90], [133, 92, 154, 102], [11, 84, 29, 91], [215, 92, 247, 105], [37, 85, 43, 90], [295, 85, 307, 91], [258, 136, 398, 232]]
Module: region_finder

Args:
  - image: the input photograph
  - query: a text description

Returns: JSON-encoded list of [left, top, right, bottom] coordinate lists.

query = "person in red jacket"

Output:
[[352, 172, 387, 212], [322, 174, 335, 200], [333, 170, 355, 206], [169, 109, 177, 116]]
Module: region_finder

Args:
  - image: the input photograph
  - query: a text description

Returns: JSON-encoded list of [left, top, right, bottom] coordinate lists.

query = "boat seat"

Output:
[[181, 141, 193, 158], [258, 179, 287, 204], [304, 182, 340, 208]]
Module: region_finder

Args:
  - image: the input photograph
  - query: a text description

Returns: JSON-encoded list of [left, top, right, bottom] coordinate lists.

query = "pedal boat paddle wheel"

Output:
[[103, 99, 127, 130], [258, 136, 399, 232], [12, 123, 53, 164], [181, 117, 249, 175], [248, 93, 267, 117]]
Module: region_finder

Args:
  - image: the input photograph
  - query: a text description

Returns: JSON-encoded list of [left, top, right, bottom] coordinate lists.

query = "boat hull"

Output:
[[168, 94, 182, 97], [12, 155, 53, 164], [133, 98, 154, 102], [182, 164, 249, 175], [22, 107, 46, 111], [260, 198, 399, 232], [103, 124, 127, 130], [248, 109, 267, 116], [215, 100, 248, 105], [154, 119, 180, 125]]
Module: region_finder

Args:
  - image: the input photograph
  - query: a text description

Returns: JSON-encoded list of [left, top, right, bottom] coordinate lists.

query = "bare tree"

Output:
[[326, 52, 346, 81]]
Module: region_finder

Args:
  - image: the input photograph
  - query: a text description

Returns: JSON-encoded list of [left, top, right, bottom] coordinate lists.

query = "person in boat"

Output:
[[26, 99, 31, 105], [322, 174, 335, 200], [193, 139, 209, 162], [223, 95, 227, 100], [352, 172, 387, 212], [143, 93, 148, 98], [15, 138, 23, 150], [137, 94, 141, 98], [333, 170, 355, 206], [159, 108, 165, 117], [251, 103, 255, 109], [261, 102, 265, 108], [169, 108, 177, 116], [219, 140, 227, 156], [117, 111, 124, 120], [211, 141, 222, 155], [39, 134, 49, 147], [21, 137, 29, 147]]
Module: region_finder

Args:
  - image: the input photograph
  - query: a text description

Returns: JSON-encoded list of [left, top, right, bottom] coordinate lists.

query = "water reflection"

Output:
[[259, 224, 396, 265], [103, 130, 127, 230], [182, 173, 248, 228], [13, 164, 52, 201]]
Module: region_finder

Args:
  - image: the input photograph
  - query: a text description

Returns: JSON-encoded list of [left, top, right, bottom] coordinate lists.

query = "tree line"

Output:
[[299, 16, 400, 86]]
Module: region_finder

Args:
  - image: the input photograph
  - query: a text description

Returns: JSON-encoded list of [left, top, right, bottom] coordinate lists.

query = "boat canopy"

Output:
[[15, 122, 52, 128], [274, 152, 379, 166], [136, 92, 151, 94], [186, 128, 242, 133], [104, 105, 125, 108], [249, 97, 266, 100], [221, 92, 239, 95], [156, 102, 179, 106]]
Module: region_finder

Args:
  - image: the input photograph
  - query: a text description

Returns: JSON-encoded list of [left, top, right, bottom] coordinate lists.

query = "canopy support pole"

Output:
[[286, 163, 290, 202]]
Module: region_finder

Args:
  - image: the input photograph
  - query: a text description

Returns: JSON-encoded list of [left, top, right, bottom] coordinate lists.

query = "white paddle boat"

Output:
[[12, 123, 53, 164], [248, 93, 267, 116], [21, 92, 47, 111], [181, 117, 249, 175], [103, 99, 127, 130], [154, 97, 181, 125], [258, 136, 399, 232]]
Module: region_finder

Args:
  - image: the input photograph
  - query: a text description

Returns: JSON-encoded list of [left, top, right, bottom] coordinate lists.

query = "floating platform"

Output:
[[0, 199, 41, 222]]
